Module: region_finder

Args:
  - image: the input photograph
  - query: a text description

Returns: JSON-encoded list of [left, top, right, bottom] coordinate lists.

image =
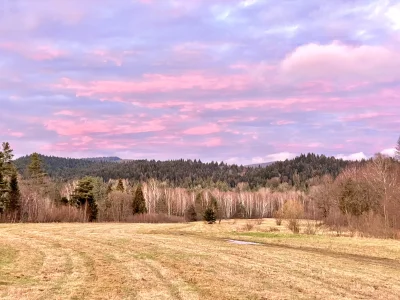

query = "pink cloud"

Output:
[[44, 117, 165, 136], [281, 42, 400, 83], [9, 131, 24, 138], [341, 112, 394, 122], [183, 124, 220, 135], [54, 72, 254, 97], [272, 120, 296, 126], [202, 137, 222, 147], [54, 110, 82, 116], [0, 42, 66, 61]]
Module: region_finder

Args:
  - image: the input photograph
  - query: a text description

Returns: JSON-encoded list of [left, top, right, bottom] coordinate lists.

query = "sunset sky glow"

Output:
[[1, 0, 399, 164]]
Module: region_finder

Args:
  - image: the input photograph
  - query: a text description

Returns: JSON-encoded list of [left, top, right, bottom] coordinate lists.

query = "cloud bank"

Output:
[[0, 0, 399, 164]]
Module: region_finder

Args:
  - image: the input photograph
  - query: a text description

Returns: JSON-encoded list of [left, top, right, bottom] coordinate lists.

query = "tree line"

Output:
[[2, 138, 400, 239], [14, 153, 356, 190]]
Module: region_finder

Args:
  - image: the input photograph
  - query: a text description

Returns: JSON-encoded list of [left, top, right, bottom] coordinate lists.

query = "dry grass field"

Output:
[[1, 219, 400, 300]]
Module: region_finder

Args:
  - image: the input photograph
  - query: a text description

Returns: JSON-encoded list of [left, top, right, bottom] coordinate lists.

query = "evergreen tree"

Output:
[[28, 153, 46, 183], [132, 185, 147, 215], [1, 142, 14, 177], [116, 179, 124, 192], [0, 165, 7, 214], [71, 177, 98, 222], [194, 192, 205, 220], [396, 136, 400, 160], [7, 168, 21, 219], [203, 207, 216, 224], [0, 145, 10, 214]]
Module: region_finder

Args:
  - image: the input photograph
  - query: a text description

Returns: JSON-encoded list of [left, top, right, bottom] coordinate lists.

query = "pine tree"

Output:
[[0, 166, 7, 214], [1, 142, 14, 177], [0, 148, 9, 214], [116, 179, 124, 192], [132, 185, 147, 215], [28, 153, 46, 184], [203, 207, 216, 224], [194, 192, 205, 220], [71, 177, 98, 222], [7, 168, 21, 219]]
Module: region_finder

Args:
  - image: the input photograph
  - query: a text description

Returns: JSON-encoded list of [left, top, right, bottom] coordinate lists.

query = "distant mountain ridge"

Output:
[[13, 153, 357, 189], [83, 157, 122, 162]]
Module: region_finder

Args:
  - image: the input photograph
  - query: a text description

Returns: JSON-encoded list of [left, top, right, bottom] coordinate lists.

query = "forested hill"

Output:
[[14, 153, 358, 189]]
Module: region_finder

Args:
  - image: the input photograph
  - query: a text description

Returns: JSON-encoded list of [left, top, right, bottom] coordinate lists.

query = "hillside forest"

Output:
[[1, 138, 400, 238]]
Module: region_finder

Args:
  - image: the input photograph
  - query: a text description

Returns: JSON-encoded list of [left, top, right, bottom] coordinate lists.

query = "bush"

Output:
[[273, 210, 283, 225], [287, 219, 300, 234], [267, 227, 280, 232], [254, 218, 263, 225], [303, 221, 317, 235], [241, 222, 254, 231], [275, 200, 304, 233]]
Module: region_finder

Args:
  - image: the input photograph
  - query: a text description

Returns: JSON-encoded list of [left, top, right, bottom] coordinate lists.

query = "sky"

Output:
[[0, 0, 399, 164]]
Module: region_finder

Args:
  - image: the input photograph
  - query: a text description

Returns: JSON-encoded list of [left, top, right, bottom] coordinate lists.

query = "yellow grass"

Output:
[[1, 219, 400, 299]]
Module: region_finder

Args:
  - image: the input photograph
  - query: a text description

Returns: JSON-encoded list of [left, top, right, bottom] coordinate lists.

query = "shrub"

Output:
[[241, 222, 255, 231], [276, 200, 304, 234], [267, 227, 280, 232], [273, 210, 283, 225], [288, 219, 300, 234], [254, 218, 263, 225], [303, 221, 317, 235]]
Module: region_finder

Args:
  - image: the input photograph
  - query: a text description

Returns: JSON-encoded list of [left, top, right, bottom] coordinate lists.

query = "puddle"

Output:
[[227, 239, 261, 245]]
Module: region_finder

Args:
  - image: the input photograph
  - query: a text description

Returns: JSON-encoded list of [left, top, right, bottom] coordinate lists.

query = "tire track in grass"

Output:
[[1, 229, 95, 300], [0, 235, 45, 300], [2, 224, 400, 299], [23, 226, 185, 299], [69, 230, 201, 299], [138, 232, 400, 299]]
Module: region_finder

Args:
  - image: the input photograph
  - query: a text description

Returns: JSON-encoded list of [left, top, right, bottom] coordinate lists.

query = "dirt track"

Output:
[[1, 222, 400, 299]]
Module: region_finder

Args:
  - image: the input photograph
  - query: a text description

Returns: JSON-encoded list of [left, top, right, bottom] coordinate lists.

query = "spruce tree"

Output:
[[132, 185, 147, 215], [28, 153, 46, 184], [1, 142, 14, 177], [0, 165, 7, 214], [203, 207, 216, 224], [71, 177, 98, 222], [194, 192, 205, 220], [7, 168, 21, 219], [116, 179, 124, 192], [0, 148, 9, 214]]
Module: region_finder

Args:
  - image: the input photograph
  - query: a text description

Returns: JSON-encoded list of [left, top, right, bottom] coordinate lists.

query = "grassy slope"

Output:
[[0, 220, 400, 300]]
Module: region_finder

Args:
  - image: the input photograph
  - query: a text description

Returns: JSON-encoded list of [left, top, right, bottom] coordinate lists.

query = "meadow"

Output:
[[1, 219, 400, 300]]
